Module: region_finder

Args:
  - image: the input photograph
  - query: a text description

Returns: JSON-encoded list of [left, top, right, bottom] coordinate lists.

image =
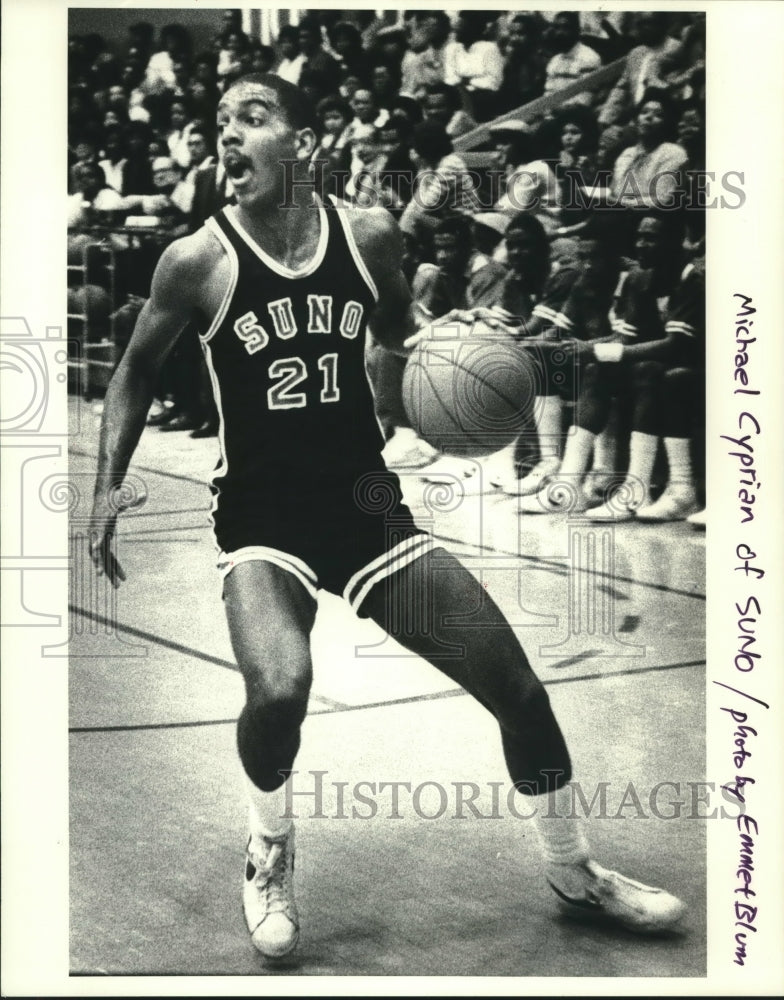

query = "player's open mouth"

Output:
[[224, 153, 254, 183]]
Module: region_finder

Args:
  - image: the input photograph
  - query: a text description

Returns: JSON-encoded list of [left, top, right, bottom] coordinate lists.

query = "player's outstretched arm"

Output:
[[89, 234, 212, 586]]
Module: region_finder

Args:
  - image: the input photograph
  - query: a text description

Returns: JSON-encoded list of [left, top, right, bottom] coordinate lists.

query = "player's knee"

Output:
[[239, 637, 312, 723]]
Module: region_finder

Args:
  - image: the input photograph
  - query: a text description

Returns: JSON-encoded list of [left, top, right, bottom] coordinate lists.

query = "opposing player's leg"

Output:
[[358, 548, 686, 933], [223, 558, 318, 960]]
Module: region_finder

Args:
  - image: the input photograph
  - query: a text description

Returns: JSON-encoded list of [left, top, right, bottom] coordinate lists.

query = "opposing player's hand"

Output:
[[403, 307, 522, 349]]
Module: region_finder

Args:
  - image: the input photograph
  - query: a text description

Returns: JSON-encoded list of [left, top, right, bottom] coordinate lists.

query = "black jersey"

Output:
[[202, 199, 382, 492], [199, 198, 430, 598]]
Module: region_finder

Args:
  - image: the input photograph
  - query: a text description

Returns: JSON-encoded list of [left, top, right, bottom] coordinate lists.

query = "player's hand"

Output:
[[88, 512, 126, 589], [403, 307, 521, 349], [87, 483, 146, 588]]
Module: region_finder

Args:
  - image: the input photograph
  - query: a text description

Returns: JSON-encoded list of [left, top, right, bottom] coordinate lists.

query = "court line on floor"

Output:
[[71, 446, 705, 602], [68, 604, 350, 712], [69, 657, 704, 733], [433, 530, 706, 602]]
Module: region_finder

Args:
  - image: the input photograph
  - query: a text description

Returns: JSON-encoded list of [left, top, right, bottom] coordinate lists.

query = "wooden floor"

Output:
[[68, 397, 706, 978]]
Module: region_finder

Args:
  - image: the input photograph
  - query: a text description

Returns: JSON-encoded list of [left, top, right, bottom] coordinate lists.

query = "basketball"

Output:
[[402, 321, 540, 456]]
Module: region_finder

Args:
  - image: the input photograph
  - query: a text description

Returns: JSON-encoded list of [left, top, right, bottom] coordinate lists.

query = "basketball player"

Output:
[[90, 75, 686, 962]]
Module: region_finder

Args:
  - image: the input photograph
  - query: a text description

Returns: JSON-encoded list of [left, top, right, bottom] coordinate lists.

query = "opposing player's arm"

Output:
[[90, 231, 217, 584]]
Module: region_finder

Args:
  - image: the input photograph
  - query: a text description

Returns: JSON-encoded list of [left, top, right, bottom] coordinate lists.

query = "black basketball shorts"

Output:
[[211, 468, 435, 614]]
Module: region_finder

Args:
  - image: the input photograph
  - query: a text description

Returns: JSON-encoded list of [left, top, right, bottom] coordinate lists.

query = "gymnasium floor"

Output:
[[68, 395, 706, 979]]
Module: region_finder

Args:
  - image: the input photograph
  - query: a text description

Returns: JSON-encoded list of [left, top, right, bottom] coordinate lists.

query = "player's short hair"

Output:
[[224, 72, 319, 134]]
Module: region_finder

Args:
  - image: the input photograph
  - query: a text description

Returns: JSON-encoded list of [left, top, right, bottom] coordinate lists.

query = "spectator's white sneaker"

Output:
[[636, 487, 701, 522], [497, 456, 561, 496], [517, 481, 588, 515], [686, 508, 706, 529], [420, 455, 477, 484], [381, 428, 438, 470], [548, 860, 687, 934], [582, 470, 616, 504], [243, 828, 299, 961]]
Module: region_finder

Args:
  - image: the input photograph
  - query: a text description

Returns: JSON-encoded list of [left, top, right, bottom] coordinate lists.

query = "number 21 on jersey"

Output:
[[267, 353, 340, 410]]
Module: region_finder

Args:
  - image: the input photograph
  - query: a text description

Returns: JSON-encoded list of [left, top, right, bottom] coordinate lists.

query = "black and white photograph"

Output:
[[1, 1, 783, 994]]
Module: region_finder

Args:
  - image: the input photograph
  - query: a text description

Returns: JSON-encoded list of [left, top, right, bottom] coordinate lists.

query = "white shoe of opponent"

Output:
[[547, 860, 686, 934], [243, 827, 299, 960]]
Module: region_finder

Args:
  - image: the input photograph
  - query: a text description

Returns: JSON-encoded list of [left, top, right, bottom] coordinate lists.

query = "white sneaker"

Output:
[[517, 480, 587, 515], [636, 486, 700, 522], [381, 428, 438, 470], [686, 508, 706, 529], [548, 860, 686, 934], [496, 456, 561, 496], [243, 828, 299, 960]]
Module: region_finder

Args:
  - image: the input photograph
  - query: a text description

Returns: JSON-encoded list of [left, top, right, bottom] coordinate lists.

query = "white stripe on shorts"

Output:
[[343, 534, 436, 613], [217, 546, 319, 600]]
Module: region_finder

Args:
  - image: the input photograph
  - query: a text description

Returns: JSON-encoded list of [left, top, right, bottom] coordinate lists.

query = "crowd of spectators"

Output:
[[68, 9, 707, 522]]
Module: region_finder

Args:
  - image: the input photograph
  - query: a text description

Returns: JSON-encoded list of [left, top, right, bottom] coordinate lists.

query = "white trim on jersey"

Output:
[[329, 196, 380, 303], [223, 200, 328, 279], [217, 546, 319, 600], [201, 217, 240, 343], [200, 338, 229, 532], [343, 533, 436, 613]]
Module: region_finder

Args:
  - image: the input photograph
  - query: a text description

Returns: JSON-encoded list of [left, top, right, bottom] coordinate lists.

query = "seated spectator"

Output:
[[496, 212, 551, 318], [422, 83, 476, 140], [676, 101, 704, 172], [544, 12, 601, 103], [312, 96, 353, 199], [168, 58, 192, 100], [400, 120, 482, 254], [553, 105, 603, 230], [120, 61, 151, 123], [330, 20, 373, 86], [275, 25, 304, 84], [371, 61, 402, 111], [193, 51, 219, 90], [598, 13, 680, 127], [345, 88, 390, 139], [344, 127, 406, 214], [68, 161, 125, 228], [489, 121, 561, 236], [165, 97, 201, 169], [122, 122, 155, 195], [297, 15, 341, 94], [144, 24, 191, 97], [248, 43, 275, 75], [444, 11, 504, 122], [400, 12, 452, 98], [376, 117, 417, 207], [217, 29, 250, 88], [610, 88, 687, 211], [498, 13, 548, 112], [98, 127, 128, 194], [412, 213, 508, 322], [183, 124, 216, 184], [188, 79, 220, 123]]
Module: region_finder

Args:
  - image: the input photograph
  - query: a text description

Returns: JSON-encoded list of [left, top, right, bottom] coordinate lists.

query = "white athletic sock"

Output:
[[245, 773, 294, 842], [532, 783, 591, 895], [559, 426, 595, 480], [663, 436, 695, 494], [536, 395, 562, 460], [625, 431, 658, 503]]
